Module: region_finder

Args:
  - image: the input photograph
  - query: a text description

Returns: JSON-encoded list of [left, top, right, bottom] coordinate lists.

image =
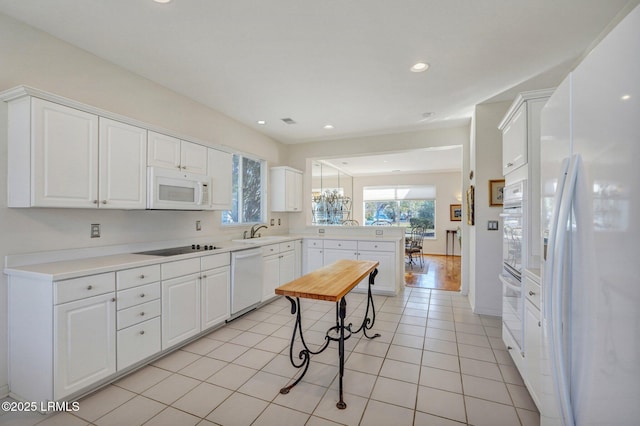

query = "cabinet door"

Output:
[[148, 131, 181, 170], [323, 248, 358, 266], [304, 247, 323, 274], [54, 292, 116, 399], [161, 273, 201, 349], [524, 299, 542, 407], [208, 148, 232, 210], [502, 102, 527, 175], [357, 250, 396, 293], [262, 254, 280, 301], [180, 141, 208, 175], [279, 250, 296, 285], [285, 169, 302, 211], [32, 98, 99, 208], [99, 118, 147, 209], [201, 266, 230, 329]]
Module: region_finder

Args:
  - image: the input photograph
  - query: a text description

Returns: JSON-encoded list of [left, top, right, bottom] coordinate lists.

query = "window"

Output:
[[363, 186, 436, 237], [222, 154, 266, 224]]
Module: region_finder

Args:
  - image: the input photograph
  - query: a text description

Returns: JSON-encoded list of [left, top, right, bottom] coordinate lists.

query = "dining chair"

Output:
[[405, 226, 425, 269]]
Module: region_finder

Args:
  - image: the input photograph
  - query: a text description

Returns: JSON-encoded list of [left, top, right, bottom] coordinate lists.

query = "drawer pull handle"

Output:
[[140, 312, 145, 316], [87, 285, 93, 290], [507, 346, 513, 350], [139, 330, 145, 335], [140, 293, 145, 298], [529, 291, 535, 296], [140, 274, 145, 279]]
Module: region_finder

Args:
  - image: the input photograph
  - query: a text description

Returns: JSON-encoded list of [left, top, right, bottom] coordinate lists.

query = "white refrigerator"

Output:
[[539, 5, 639, 426]]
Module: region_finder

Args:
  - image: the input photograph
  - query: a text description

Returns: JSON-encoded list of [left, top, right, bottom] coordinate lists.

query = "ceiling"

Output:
[[0, 0, 634, 147]]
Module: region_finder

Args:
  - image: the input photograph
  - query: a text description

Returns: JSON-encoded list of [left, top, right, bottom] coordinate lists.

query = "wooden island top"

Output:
[[275, 259, 379, 302]]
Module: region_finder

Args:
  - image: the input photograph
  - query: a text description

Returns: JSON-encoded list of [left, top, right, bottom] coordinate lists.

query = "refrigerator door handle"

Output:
[[550, 154, 581, 426]]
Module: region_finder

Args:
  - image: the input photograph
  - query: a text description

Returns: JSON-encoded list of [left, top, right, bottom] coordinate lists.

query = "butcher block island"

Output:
[[275, 259, 381, 409]]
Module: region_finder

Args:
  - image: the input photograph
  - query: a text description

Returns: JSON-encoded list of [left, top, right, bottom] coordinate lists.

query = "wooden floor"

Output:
[[404, 254, 461, 291]]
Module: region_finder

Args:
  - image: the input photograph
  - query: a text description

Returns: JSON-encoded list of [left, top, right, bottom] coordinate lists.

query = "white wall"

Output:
[[0, 13, 288, 396], [467, 101, 511, 315], [352, 172, 462, 255]]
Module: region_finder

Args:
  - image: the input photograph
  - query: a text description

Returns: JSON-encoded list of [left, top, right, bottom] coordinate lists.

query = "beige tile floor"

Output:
[[0, 287, 539, 426]]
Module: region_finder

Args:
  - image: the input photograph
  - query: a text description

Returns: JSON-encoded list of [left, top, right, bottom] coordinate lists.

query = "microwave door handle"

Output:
[[196, 182, 204, 205]]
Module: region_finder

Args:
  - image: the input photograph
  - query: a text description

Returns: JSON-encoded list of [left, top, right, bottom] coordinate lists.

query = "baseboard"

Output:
[[0, 383, 9, 399]]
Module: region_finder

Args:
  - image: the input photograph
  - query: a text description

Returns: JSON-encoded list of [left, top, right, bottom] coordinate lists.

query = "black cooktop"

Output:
[[135, 244, 221, 257]]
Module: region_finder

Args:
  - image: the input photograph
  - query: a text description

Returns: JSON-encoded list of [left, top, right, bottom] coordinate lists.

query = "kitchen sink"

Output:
[[135, 245, 222, 256], [232, 236, 290, 244]]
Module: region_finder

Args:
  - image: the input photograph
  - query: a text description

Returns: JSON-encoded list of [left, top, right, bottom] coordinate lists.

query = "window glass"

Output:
[[222, 154, 265, 224]]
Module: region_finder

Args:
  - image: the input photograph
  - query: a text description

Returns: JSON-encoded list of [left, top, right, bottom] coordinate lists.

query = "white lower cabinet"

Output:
[[201, 265, 231, 328], [54, 291, 116, 400], [303, 238, 399, 295], [262, 240, 300, 301], [523, 270, 542, 409], [161, 272, 201, 350]]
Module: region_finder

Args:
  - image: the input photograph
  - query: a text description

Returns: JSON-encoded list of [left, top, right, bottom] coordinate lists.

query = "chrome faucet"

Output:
[[249, 224, 268, 239]]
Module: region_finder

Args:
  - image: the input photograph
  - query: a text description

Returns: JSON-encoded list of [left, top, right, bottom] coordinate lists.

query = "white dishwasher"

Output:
[[230, 248, 263, 318]]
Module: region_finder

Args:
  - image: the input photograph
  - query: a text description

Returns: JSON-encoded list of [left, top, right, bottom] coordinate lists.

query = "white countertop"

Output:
[[4, 233, 403, 281]]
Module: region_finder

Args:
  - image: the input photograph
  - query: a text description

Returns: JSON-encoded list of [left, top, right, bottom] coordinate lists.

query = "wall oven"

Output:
[[499, 181, 527, 352], [147, 167, 212, 210]]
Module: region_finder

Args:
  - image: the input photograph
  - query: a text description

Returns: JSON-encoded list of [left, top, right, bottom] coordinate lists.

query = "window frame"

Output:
[[221, 153, 267, 226]]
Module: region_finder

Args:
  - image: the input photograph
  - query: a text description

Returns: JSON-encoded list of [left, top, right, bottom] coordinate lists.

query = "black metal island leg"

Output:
[[280, 268, 381, 410]]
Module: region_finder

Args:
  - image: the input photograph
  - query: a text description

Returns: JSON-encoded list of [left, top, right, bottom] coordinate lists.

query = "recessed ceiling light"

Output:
[[323, 124, 334, 130], [410, 62, 429, 73], [257, 120, 266, 125], [621, 94, 631, 100], [153, 0, 172, 4]]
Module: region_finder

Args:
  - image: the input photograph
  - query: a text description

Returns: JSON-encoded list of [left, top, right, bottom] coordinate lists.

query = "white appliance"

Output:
[[540, 5, 639, 425], [230, 248, 263, 317], [147, 166, 212, 210], [499, 181, 526, 354]]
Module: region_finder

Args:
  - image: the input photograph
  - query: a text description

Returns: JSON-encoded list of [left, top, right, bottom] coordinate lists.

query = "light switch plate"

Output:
[[487, 220, 499, 230], [196, 220, 201, 231]]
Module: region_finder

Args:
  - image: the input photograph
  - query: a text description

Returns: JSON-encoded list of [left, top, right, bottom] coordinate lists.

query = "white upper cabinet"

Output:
[[270, 166, 303, 212], [31, 98, 100, 208], [501, 103, 528, 175], [207, 148, 233, 210], [148, 131, 208, 175], [99, 118, 147, 209], [4, 95, 147, 209]]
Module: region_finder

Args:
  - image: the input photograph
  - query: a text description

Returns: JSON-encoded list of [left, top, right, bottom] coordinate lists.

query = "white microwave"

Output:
[[147, 167, 212, 210]]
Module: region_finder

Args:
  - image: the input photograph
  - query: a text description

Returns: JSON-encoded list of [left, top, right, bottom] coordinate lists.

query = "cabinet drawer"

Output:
[[54, 273, 115, 305], [306, 239, 323, 248], [117, 265, 161, 291], [161, 258, 200, 280], [118, 299, 161, 330], [324, 240, 357, 250], [279, 241, 296, 252], [117, 282, 161, 310], [357, 241, 395, 252], [201, 253, 230, 270], [525, 277, 541, 310], [117, 317, 161, 370], [261, 244, 279, 256]]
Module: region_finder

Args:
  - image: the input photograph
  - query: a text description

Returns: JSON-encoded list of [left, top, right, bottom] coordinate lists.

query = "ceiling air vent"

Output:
[[281, 118, 297, 125]]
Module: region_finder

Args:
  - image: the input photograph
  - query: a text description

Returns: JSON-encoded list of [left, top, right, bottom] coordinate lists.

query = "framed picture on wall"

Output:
[[450, 204, 462, 221], [489, 179, 505, 206]]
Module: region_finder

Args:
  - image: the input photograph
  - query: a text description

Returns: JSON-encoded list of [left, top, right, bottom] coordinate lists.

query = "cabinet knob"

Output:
[[529, 291, 535, 296], [139, 274, 145, 279], [139, 330, 145, 335], [101, 200, 107, 204], [506, 162, 514, 167], [202, 275, 207, 279], [182, 166, 187, 170], [507, 346, 513, 350], [86, 285, 93, 290], [139, 293, 145, 298], [177, 165, 182, 169], [140, 311, 145, 316], [93, 200, 98, 204], [111, 297, 116, 302], [538, 321, 541, 327]]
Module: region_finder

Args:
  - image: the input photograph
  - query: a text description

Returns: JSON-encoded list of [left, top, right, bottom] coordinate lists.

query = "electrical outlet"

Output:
[[318, 228, 325, 234], [278, 218, 281, 225], [90, 224, 101, 238], [375, 229, 383, 236], [488, 220, 499, 230], [270, 218, 275, 226], [196, 220, 201, 231]]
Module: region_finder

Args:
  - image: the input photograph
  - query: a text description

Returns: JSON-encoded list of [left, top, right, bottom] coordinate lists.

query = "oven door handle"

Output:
[[499, 274, 521, 293]]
